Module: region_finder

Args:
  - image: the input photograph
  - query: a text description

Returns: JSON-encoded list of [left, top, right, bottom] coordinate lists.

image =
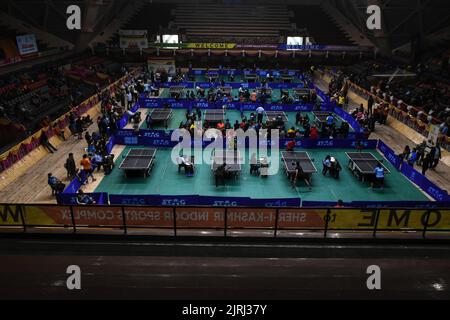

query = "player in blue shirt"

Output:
[[372, 163, 385, 190], [326, 114, 335, 127], [407, 148, 418, 167]]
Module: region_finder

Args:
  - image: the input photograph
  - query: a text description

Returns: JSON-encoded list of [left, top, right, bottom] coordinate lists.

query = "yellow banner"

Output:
[[185, 43, 236, 49], [327, 209, 450, 231]]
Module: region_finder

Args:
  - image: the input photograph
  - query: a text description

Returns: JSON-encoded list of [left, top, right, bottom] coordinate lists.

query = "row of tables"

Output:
[[146, 107, 343, 132], [119, 147, 390, 188], [169, 85, 312, 98]]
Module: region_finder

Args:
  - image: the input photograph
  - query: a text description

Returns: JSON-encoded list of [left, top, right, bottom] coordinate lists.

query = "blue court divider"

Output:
[[187, 69, 302, 77], [138, 97, 317, 112], [112, 131, 378, 150], [119, 103, 140, 129], [106, 136, 115, 154], [377, 140, 450, 202], [108, 194, 302, 207], [57, 192, 109, 205], [283, 200, 450, 208]]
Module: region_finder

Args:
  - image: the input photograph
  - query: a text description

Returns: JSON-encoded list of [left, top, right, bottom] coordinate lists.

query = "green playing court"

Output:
[[94, 146, 429, 203]]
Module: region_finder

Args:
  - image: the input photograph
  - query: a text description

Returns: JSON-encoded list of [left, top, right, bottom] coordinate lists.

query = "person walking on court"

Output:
[[145, 112, 153, 129], [256, 106, 265, 124]]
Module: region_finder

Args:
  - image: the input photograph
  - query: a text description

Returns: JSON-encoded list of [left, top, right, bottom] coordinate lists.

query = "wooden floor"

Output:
[[0, 105, 102, 203], [315, 78, 450, 194]]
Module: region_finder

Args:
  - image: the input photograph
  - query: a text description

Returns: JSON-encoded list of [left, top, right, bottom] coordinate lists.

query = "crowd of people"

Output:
[[47, 67, 141, 199], [325, 59, 450, 140], [398, 139, 442, 176]]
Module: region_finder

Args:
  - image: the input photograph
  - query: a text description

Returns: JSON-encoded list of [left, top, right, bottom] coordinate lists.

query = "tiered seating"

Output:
[[290, 5, 354, 45], [173, 4, 292, 43], [107, 3, 175, 46]]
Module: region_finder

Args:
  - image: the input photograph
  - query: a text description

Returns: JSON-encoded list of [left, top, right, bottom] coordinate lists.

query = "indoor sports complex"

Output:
[[1, 68, 449, 238]]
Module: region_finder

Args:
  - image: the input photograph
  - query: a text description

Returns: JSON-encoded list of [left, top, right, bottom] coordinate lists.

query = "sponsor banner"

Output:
[[227, 208, 276, 228], [57, 193, 108, 205], [235, 44, 278, 50], [119, 30, 148, 49], [401, 163, 450, 202], [113, 130, 375, 150], [159, 82, 195, 89], [185, 43, 237, 49], [278, 44, 371, 51], [377, 209, 450, 231], [16, 34, 38, 55], [139, 97, 316, 112], [277, 208, 327, 229], [175, 207, 225, 228], [108, 195, 301, 209], [327, 208, 379, 230], [159, 82, 305, 90], [0, 205, 68, 226], [326, 208, 450, 231], [378, 140, 401, 170], [284, 139, 378, 149], [2, 205, 450, 231], [124, 206, 173, 227]]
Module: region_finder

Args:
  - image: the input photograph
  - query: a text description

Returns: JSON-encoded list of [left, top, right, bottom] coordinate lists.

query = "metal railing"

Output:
[[1, 204, 449, 239]]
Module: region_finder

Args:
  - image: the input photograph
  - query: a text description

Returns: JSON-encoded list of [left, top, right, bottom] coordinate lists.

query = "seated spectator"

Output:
[[76, 190, 96, 205], [47, 173, 65, 196]]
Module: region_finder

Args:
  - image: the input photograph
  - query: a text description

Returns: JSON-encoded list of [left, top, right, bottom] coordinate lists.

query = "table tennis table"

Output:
[[281, 151, 318, 186], [312, 111, 336, 130], [346, 152, 391, 182], [294, 88, 311, 98], [119, 148, 157, 178], [169, 86, 185, 97], [211, 149, 243, 179], [149, 108, 173, 128], [281, 74, 294, 83], [204, 109, 226, 125], [245, 74, 258, 82], [256, 87, 273, 95], [265, 111, 288, 126], [219, 86, 232, 95]]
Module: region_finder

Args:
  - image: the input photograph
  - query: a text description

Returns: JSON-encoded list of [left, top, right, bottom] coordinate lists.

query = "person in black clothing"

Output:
[[295, 112, 302, 126], [85, 132, 93, 146], [41, 132, 57, 153], [64, 153, 77, 180], [368, 95, 374, 116], [303, 122, 311, 138], [75, 117, 83, 139], [422, 152, 433, 176], [340, 121, 350, 138], [215, 163, 226, 187], [291, 161, 312, 191], [331, 159, 342, 179]]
